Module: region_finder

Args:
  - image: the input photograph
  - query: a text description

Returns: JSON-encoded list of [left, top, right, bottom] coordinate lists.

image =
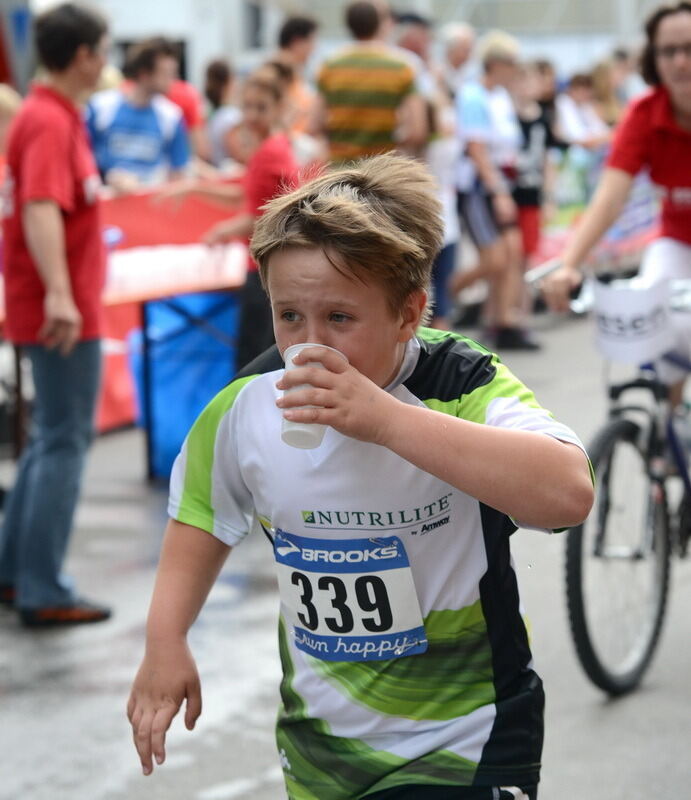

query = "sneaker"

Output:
[[494, 327, 541, 351], [19, 599, 112, 628], [0, 584, 15, 607]]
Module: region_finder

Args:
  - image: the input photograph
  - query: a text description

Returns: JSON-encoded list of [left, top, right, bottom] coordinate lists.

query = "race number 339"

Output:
[[273, 530, 427, 662]]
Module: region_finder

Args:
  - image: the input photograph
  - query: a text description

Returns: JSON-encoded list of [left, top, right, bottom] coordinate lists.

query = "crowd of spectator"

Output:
[[0, 0, 653, 359], [0, 0, 669, 635]]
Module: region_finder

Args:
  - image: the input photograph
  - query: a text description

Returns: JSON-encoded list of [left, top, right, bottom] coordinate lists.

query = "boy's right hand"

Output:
[[127, 640, 202, 776], [276, 346, 401, 445]]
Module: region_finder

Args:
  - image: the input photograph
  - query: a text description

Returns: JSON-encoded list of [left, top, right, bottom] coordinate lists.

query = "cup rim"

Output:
[[282, 342, 349, 365]]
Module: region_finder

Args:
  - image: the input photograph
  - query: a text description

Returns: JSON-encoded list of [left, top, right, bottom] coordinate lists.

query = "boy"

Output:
[[128, 154, 593, 799]]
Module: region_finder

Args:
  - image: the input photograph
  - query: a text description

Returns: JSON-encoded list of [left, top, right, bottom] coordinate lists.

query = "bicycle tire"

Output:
[[565, 417, 671, 695]]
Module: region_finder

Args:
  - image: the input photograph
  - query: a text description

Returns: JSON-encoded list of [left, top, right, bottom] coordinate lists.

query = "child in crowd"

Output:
[[512, 62, 562, 270], [128, 154, 593, 799], [161, 67, 299, 370], [203, 58, 242, 168]]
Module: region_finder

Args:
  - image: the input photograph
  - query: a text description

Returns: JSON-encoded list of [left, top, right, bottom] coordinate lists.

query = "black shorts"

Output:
[[457, 183, 517, 250]]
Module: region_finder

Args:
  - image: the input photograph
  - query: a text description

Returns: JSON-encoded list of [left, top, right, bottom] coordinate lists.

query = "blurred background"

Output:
[[0, 0, 667, 92]]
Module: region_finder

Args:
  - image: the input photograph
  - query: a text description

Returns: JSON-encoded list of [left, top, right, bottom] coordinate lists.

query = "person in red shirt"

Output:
[[544, 1, 691, 407], [0, 3, 111, 626]]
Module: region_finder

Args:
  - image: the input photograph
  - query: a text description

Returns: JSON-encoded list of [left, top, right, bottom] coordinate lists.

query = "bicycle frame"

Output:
[[604, 363, 691, 494]]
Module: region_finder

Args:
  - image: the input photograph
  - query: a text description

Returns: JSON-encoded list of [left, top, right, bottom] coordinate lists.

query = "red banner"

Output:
[[97, 187, 246, 431]]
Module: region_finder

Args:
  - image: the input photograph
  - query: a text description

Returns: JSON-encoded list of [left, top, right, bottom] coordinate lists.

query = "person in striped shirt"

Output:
[[311, 0, 427, 162]]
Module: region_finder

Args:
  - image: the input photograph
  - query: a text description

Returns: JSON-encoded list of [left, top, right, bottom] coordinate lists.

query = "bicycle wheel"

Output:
[[565, 417, 671, 695]]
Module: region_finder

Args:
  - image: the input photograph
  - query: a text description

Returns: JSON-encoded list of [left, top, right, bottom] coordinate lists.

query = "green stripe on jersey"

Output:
[[278, 622, 479, 799], [456, 358, 543, 424], [415, 328, 544, 425], [178, 375, 256, 530], [309, 601, 495, 721], [416, 326, 490, 354]]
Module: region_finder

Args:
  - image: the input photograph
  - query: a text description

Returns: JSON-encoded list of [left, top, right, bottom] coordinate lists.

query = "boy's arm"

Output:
[[376, 403, 593, 529], [277, 350, 594, 530], [127, 519, 231, 775]]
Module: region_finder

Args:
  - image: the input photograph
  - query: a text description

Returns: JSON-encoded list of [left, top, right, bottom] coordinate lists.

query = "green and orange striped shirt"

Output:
[[317, 45, 416, 162]]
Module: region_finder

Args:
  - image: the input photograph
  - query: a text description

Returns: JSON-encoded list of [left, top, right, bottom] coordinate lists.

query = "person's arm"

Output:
[[156, 178, 245, 207], [166, 118, 192, 183], [466, 139, 516, 224], [397, 92, 429, 151], [542, 167, 633, 311], [22, 200, 81, 355], [202, 212, 254, 245], [127, 519, 231, 775], [307, 92, 328, 138], [168, 168, 190, 182], [376, 404, 593, 529], [189, 125, 211, 161], [277, 348, 594, 530]]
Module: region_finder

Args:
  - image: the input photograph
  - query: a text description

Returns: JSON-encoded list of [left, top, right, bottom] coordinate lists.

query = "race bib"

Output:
[[274, 530, 427, 662]]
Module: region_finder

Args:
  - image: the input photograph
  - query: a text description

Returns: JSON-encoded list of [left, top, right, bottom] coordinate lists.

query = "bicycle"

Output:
[[527, 263, 691, 695]]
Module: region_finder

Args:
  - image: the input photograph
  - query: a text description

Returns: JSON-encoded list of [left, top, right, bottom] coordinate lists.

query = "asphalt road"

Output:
[[1, 312, 689, 800]]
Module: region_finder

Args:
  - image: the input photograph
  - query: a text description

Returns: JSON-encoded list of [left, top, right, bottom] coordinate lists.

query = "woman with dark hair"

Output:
[[203, 58, 242, 167], [544, 2, 691, 407]]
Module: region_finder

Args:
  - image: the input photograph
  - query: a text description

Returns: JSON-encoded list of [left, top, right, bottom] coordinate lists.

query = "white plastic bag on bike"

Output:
[[593, 278, 675, 364]]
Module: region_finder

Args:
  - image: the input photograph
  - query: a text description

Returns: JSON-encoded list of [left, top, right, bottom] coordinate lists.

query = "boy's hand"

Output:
[[127, 641, 201, 776], [275, 346, 398, 444]]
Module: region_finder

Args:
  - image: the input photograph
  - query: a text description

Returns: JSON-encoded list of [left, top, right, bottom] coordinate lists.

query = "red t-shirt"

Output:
[[607, 86, 691, 246], [2, 85, 106, 343], [167, 80, 204, 131], [243, 133, 298, 271]]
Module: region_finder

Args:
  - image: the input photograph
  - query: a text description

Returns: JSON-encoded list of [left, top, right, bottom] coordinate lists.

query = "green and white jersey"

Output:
[[169, 329, 585, 799]]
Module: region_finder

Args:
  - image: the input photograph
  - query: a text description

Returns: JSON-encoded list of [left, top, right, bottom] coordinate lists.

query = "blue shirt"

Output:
[[86, 89, 190, 184]]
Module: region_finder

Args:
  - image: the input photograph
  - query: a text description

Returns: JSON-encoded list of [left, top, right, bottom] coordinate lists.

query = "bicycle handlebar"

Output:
[[524, 258, 563, 285]]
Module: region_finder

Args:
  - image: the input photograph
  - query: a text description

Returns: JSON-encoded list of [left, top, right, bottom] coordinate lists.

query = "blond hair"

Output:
[[250, 153, 444, 320], [0, 84, 21, 118], [476, 30, 520, 69]]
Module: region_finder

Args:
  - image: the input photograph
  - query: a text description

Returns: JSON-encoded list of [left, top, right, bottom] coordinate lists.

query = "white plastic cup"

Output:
[[281, 343, 348, 449]]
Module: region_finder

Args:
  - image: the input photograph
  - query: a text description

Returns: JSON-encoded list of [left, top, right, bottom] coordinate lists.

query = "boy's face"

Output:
[[140, 55, 177, 96], [267, 246, 425, 388]]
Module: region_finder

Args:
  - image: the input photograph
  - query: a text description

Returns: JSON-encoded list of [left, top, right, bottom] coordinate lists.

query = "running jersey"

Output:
[[168, 329, 584, 798]]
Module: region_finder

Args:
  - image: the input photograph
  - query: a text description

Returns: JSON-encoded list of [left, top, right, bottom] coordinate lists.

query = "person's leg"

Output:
[[14, 340, 102, 610], [430, 242, 458, 329], [0, 436, 39, 591], [491, 226, 541, 350], [452, 187, 502, 294]]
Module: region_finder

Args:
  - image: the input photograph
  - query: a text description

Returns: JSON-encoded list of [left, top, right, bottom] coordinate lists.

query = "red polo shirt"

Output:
[[2, 84, 106, 343], [243, 132, 298, 272], [607, 86, 691, 246]]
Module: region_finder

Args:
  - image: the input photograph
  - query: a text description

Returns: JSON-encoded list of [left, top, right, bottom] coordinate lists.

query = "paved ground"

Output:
[[1, 312, 689, 800]]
